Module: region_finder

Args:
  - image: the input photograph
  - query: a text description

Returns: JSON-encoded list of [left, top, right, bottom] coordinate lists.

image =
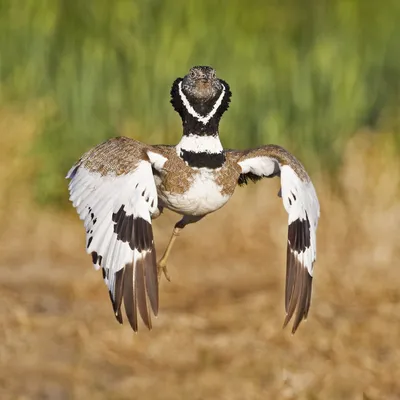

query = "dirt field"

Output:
[[0, 112, 399, 399]]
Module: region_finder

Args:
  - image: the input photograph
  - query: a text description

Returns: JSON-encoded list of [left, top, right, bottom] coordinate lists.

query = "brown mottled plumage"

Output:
[[78, 136, 150, 175]]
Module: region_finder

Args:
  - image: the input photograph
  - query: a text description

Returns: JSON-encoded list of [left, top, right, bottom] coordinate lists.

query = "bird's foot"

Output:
[[157, 260, 171, 282]]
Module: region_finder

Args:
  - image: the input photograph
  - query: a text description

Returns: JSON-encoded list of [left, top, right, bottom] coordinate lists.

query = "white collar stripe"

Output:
[[178, 81, 225, 125], [176, 134, 223, 154]]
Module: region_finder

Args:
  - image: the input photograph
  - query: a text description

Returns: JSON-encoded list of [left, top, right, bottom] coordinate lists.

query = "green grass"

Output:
[[0, 0, 399, 204]]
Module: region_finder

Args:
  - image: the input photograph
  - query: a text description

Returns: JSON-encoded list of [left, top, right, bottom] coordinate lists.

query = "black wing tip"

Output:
[[111, 249, 158, 333], [284, 244, 313, 334], [145, 248, 159, 316], [108, 290, 124, 324], [283, 267, 312, 334], [135, 258, 152, 331], [123, 262, 138, 332]]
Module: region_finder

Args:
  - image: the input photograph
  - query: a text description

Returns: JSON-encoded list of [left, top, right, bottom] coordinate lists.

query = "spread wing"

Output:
[[235, 145, 320, 333], [66, 136, 160, 332]]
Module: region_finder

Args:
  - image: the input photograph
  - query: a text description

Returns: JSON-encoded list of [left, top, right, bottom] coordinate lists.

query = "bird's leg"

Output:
[[157, 215, 204, 282], [157, 226, 181, 282]]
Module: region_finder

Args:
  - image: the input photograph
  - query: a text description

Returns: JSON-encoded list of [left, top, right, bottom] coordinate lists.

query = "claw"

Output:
[[157, 262, 171, 282]]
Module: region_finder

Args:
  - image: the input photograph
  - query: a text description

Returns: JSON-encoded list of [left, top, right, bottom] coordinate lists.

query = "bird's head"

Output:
[[170, 66, 231, 131], [181, 66, 221, 103]]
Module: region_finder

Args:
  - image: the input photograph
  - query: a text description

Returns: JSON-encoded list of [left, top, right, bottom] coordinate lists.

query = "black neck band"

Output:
[[180, 149, 226, 169]]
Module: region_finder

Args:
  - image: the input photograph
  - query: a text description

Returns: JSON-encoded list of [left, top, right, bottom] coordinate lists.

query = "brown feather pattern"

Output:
[[107, 208, 158, 331], [116, 246, 158, 332], [110, 248, 158, 332], [283, 242, 313, 334]]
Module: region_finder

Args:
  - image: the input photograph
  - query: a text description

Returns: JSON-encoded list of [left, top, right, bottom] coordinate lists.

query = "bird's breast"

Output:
[[157, 168, 234, 216]]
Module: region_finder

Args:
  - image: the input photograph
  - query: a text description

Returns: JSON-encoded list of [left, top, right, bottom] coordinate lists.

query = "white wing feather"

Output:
[[67, 156, 159, 331]]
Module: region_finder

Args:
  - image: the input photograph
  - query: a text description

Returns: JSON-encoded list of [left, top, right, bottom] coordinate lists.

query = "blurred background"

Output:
[[0, 0, 399, 399]]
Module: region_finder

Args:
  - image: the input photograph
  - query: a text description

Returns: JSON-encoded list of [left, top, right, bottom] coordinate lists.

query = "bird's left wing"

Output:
[[66, 137, 160, 332], [234, 145, 320, 333]]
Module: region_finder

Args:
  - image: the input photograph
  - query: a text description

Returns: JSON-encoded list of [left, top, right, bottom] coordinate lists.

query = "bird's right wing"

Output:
[[67, 136, 160, 331]]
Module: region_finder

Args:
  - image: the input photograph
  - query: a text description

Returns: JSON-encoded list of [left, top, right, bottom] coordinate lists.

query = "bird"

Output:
[[66, 66, 320, 334]]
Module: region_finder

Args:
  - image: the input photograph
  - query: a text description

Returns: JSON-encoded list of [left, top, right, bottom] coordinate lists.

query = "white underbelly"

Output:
[[158, 172, 230, 216]]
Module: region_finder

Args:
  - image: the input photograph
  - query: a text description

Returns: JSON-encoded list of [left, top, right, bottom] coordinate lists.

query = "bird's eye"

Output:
[[210, 70, 216, 79], [190, 70, 196, 79]]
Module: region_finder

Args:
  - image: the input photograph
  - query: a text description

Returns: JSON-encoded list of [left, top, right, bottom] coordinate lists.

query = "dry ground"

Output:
[[0, 108, 399, 399]]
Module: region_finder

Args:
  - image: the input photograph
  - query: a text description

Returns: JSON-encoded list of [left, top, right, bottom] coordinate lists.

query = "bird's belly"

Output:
[[157, 171, 231, 216]]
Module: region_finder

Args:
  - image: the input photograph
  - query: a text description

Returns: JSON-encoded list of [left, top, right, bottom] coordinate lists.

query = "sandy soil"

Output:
[[0, 112, 399, 399]]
